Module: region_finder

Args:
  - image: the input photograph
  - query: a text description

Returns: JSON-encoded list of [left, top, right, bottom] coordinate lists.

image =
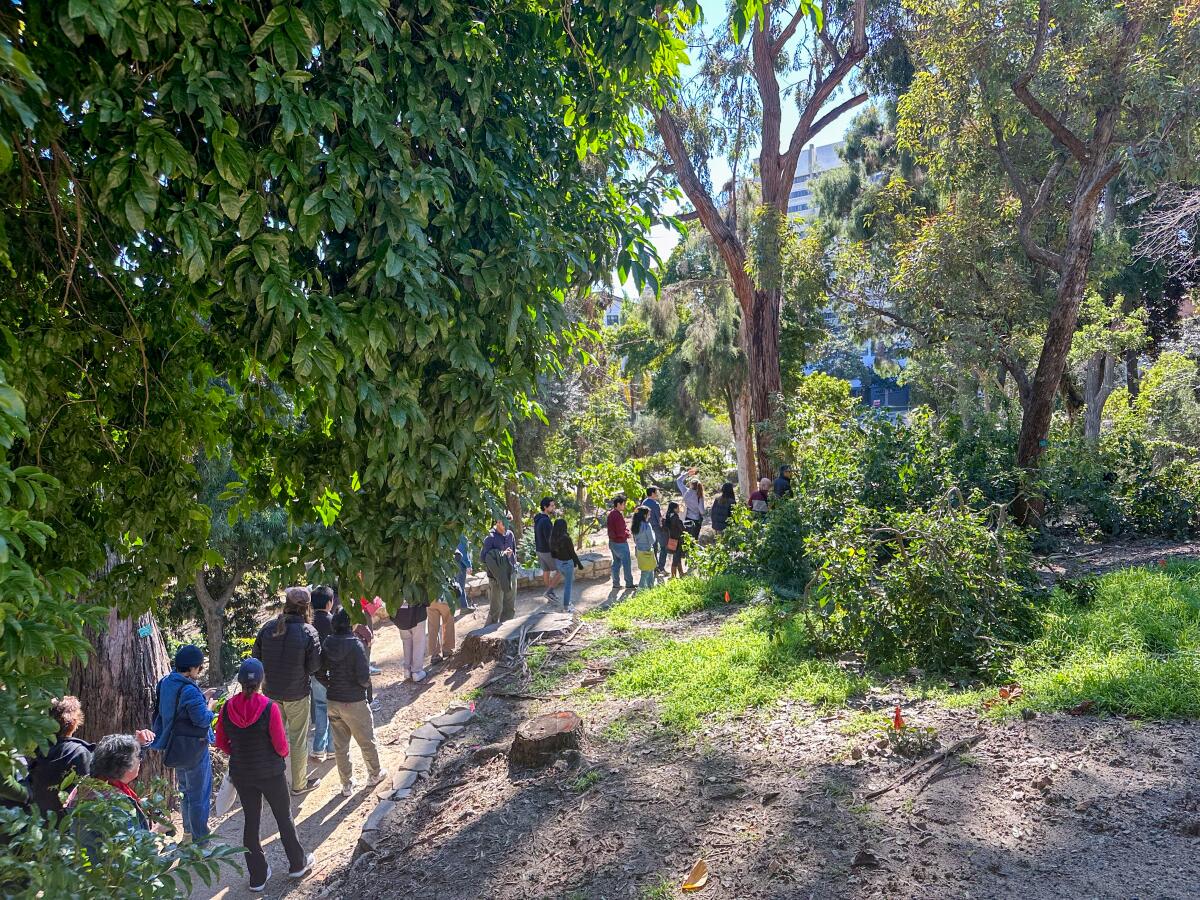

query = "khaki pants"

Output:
[[328, 699, 382, 787], [487, 575, 515, 624], [427, 600, 455, 659], [276, 697, 311, 792]]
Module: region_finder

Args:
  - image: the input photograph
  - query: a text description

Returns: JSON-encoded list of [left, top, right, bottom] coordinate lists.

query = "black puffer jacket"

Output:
[[251, 614, 321, 701], [319, 633, 371, 703], [29, 735, 94, 816]]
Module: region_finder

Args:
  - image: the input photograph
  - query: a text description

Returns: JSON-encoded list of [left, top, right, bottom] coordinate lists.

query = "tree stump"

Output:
[[457, 610, 575, 667], [508, 711, 583, 767]]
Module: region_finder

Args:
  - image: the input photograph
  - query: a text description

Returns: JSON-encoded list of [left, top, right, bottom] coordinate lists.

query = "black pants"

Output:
[[232, 770, 306, 884]]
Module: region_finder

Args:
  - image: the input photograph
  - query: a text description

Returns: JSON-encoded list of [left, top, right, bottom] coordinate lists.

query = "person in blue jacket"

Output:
[[454, 534, 474, 612], [148, 644, 216, 841]]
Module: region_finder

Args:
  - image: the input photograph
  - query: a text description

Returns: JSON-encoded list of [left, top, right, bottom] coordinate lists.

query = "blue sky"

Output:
[[622, 0, 865, 290]]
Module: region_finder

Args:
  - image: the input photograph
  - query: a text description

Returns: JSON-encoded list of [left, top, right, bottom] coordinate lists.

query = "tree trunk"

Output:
[[729, 381, 756, 496], [1013, 164, 1108, 524], [1125, 349, 1140, 402], [504, 478, 524, 541], [574, 482, 587, 547], [195, 569, 231, 687], [1083, 351, 1117, 446], [744, 288, 783, 476], [69, 607, 170, 784]]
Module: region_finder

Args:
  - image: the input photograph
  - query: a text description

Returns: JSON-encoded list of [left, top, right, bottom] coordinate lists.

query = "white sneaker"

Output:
[[288, 852, 315, 879], [341, 781, 358, 797], [412, 669, 427, 682], [368, 769, 388, 787], [368, 664, 382, 675], [249, 865, 272, 892]]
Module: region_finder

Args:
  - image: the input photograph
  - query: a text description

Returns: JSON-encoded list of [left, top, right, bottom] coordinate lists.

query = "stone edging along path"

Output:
[[355, 703, 477, 857]]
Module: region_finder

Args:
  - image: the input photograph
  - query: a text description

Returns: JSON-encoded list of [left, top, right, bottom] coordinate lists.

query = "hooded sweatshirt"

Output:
[[533, 512, 554, 553], [319, 632, 371, 703], [214, 692, 289, 759], [773, 466, 792, 498], [29, 735, 94, 816]]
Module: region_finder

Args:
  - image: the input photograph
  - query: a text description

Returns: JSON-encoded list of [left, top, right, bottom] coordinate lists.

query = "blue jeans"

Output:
[[310, 676, 331, 753], [177, 751, 212, 840], [457, 565, 470, 610], [610, 541, 633, 587], [653, 525, 667, 570], [556, 559, 576, 609]]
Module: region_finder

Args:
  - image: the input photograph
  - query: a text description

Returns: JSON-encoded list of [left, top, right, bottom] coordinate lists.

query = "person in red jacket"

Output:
[[606, 494, 634, 591], [216, 658, 314, 892]]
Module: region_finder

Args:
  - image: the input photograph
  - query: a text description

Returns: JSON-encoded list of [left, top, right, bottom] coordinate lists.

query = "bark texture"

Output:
[[509, 711, 583, 767]]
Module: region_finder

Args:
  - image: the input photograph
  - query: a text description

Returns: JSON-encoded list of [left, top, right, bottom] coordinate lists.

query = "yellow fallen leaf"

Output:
[[682, 857, 709, 892]]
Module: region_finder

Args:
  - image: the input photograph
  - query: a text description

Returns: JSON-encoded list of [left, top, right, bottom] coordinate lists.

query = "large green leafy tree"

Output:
[[0, 0, 695, 802]]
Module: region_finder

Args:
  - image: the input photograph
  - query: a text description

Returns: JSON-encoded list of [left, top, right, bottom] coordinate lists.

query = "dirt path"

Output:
[[193, 574, 628, 899]]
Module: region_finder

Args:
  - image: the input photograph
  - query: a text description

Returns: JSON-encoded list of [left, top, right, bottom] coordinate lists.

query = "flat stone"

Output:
[[399, 754, 433, 773], [434, 723, 466, 736], [407, 737, 441, 757], [411, 723, 443, 741], [361, 799, 396, 834], [392, 769, 420, 792], [390, 787, 412, 800], [430, 707, 477, 728]]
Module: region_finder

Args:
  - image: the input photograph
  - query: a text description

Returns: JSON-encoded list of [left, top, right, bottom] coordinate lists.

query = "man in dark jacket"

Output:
[[480, 518, 517, 625], [774, 464, 793, 498], [319, 610, 386, 796], [29, 696, 93, 817], [148, 644, 215, 840], [532, 497, 559, 603], [308, 586, 335, 761], [252, 587, 322, 794]]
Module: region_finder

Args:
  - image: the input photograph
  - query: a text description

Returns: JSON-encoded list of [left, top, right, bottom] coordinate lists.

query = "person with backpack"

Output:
[[318, 610, 387, 796], [309, 587, 336, 763], [251, 587, 322, 795], [676, 468, 706, 541], [480, 518, 517, 624], [711, 482, 736, 533], [632, 505, 657, 589], [215, 658, 314, 892], [550, 517, 584, 612], [532, 497, 559, 603], [147, 644, 215, 841], [663, 501, 687, 578], [28, 696, 93, 818]]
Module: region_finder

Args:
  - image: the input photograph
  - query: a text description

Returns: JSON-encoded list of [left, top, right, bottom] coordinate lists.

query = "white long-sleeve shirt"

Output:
[[676, 473, 706, 522]]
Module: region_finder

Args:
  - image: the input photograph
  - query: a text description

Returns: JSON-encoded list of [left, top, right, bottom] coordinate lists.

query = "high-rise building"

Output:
[[787, 141, 844, 218]]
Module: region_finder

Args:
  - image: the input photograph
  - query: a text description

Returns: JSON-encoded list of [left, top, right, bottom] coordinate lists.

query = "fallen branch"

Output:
[[418, 779, 467, 803], [554, 620, 585, 646], [861, 733, 985, 801]]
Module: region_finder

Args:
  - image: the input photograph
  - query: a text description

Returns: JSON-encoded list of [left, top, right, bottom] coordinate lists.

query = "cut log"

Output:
[[456, 610, 575, 667], [509, 711, 583, 768]]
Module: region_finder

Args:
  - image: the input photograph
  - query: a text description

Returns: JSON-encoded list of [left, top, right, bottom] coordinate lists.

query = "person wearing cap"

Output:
[[308, 586, 336, 762], [216, 658, 314, 891], [251, 586, 322, 795], [147, 643, 216, 841]]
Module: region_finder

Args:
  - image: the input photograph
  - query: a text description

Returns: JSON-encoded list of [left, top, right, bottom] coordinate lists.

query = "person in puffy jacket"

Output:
[[216, 658, 314, 892], [29, 696, 93, 817], [319, 610, 387, 796], [251, 587, 321, 795], [710, 482, 736, 533], [664, 501, 687, 578]]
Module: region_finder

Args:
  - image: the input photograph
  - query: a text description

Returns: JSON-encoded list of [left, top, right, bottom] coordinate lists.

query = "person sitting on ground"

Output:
[[480, 518, 518, 624], [774, 463, 793, 498], [319, 610, 387, 797], [29, 696, 93, 818], [147, 643, 216, 842], [711, 482, 736, 533], [393, 597, 429, 682], [550, 516, 584, 612], [251, 586, 322, 795], [632, 505, 657, 590], [748, 476, 772, 515], [215, 658, 314, 892], [675, 467, 706, 540], [533, 496, 560, 603], [663, 500, 687, 579], [309, 586, 336, 763], [607, 494, 635, 591], [427, 579, 456, 665]]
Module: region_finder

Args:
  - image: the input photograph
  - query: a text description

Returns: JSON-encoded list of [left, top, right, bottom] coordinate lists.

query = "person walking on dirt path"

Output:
[[550, 517, 584, 612], [394, 599, 429, 682], [480, 518, 518, 624], [454, 534, 475, 612], [711, 482, 736, 534], [749, 476, 772, 515], [318, 610, 388, 797], [664, 501, 687, 578], [215, 658, 314, 892], [639, 485, 666, 575], [632, 505, 657, 590], [309, 587, 335, 762], [533, 497, 560, 603], [251, 587, 322, 796], [147, 643, 216, 842], [774, 464, 793, 498], [676, 468, 706, 541], [607, 495, 635, 591], [427, 580, 456, 664]]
